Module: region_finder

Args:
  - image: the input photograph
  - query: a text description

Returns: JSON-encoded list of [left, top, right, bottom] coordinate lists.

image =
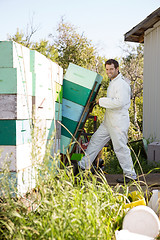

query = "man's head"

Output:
[[105, 59, 119, 80]]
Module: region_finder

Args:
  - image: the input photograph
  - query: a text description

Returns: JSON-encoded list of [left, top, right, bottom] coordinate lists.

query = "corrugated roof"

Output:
[[124, 7, 160, 43]]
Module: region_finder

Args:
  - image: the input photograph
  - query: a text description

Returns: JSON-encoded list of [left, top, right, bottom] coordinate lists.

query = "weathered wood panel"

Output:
[[0, 94, 32, 119]]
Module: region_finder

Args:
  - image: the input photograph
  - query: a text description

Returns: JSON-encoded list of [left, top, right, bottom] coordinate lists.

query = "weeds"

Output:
[[0, 132, 158, 239], [0, 151, 147, 240]]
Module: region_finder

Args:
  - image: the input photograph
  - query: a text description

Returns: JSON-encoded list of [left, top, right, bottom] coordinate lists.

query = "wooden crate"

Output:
[[0, 94, 32, 119], [32, 96, 62, 120]]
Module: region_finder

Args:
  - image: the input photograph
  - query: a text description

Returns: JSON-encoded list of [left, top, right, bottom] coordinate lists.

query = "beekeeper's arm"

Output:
[[98, 81, 130, 109]]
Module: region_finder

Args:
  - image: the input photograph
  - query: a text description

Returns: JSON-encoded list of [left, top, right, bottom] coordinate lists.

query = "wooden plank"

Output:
[[0, 94, 32, 119], [31, 71, 48, 97], [32, 95, 47, 119]]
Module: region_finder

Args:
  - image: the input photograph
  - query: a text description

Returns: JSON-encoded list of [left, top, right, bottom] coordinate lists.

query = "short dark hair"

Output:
[[105, 59, 119, 69]]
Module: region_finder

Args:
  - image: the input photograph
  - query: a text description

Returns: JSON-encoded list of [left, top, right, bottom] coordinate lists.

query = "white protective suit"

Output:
[[78, 73, 137, 179]]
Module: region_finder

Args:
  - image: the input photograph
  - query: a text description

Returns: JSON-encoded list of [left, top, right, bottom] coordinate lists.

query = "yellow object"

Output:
[[125, 191, 146, 209]]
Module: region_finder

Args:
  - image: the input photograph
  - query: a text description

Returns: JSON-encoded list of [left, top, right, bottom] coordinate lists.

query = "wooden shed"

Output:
[[124, 7, 160, 142]]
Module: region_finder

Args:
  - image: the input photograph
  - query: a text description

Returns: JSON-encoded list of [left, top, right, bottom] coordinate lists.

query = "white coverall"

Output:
[[78, 73, 137, 179]]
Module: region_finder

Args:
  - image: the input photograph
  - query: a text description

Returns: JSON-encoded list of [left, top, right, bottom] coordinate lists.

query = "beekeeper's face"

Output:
[[105, 64, 119, 80]]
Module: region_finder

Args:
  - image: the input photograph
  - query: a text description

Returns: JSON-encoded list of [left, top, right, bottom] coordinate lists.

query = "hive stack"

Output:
[[30, 50, 63, 165], [0, 41, 33, 195], [0, 41, 63, 195], [61, 63, 102, 154]]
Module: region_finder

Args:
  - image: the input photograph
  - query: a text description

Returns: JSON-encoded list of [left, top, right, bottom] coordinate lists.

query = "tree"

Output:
[[120, 44, 144, 140], [50, 18, 102, 72]]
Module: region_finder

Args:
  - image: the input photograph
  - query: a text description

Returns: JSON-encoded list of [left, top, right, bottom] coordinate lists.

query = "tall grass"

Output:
[[0, 148, 147, 240], [0, 123, 152, 240]]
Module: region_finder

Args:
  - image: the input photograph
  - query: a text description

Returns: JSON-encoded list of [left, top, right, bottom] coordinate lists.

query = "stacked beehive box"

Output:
[[61, 63, 102, 154], [0, 41, 63, 195], [30, 50, 63, 165], [0, 41, 34, 195]]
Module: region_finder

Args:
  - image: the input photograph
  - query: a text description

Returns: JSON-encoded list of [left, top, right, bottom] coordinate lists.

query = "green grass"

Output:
[[0, 151, 147, 240], [103, 140, 160, 175], [0, 131, 159, 240]]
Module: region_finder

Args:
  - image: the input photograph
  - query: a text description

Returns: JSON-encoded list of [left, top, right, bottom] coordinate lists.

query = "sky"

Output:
[[0, 0, 160, 58]]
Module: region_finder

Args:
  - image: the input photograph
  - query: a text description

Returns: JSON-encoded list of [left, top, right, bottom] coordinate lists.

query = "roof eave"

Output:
[[124, 7, 160, 43]]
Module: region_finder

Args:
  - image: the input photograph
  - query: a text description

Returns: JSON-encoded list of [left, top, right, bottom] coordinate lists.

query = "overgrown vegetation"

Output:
[[0, 150, 148, 240]]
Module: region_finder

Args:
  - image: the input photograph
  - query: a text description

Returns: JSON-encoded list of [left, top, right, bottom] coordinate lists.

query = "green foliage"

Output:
[[31, 40, 58, 62], [0, 153, 139, 240], [51, 18, 104, 73]]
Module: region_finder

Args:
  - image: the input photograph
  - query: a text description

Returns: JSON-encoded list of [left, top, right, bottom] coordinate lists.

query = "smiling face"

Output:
[[105, 63, 119, 80]]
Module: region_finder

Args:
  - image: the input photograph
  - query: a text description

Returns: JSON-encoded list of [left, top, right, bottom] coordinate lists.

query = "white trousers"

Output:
[[78, 122, 137, 178]]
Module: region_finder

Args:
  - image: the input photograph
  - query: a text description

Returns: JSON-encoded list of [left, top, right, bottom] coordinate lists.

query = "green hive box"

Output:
[[0, 41, 30, 72], [0, 120, 32, 145], [64, 63, 102, 91], [61, 63, 102, 154], [63, 79, 91, 106], [0, 68, 32, 95]]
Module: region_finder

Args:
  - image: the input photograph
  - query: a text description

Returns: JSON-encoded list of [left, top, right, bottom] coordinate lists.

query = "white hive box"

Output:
[[0, 143, 32, 171], [48, 60, 63, 85]]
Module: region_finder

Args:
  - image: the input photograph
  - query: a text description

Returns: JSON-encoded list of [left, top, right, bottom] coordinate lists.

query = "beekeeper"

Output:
[[78, 59, 137, 183]]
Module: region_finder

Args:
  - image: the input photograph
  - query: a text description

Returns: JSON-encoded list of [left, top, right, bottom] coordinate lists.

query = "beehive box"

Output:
[[61, 63, 102, 154], [0, 166, 36, 196], [0, 143, 32, 171], [0, 41, 30, 71], [0, 94, 32, 119]]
